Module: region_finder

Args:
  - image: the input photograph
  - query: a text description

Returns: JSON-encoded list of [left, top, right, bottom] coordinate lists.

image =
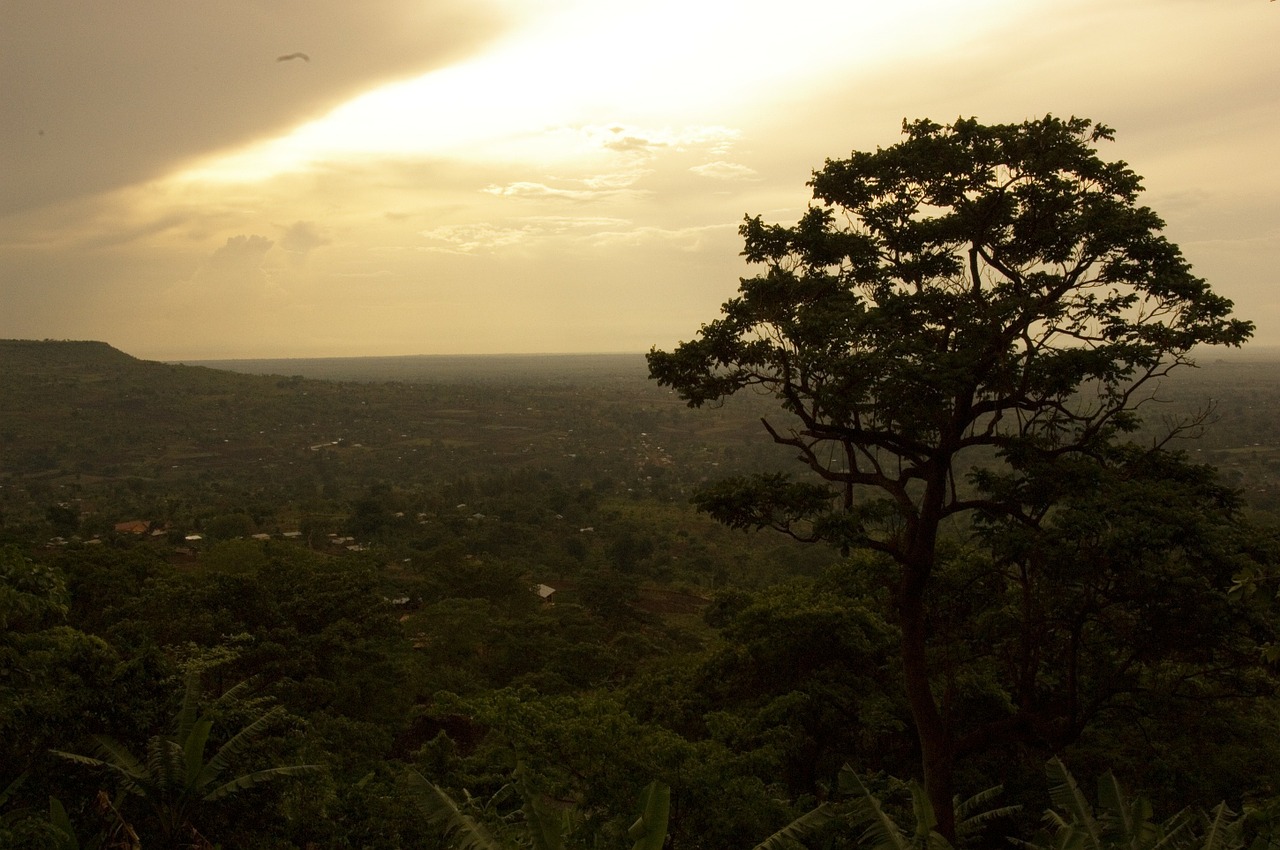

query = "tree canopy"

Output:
[[648, 115, 1257, 839]]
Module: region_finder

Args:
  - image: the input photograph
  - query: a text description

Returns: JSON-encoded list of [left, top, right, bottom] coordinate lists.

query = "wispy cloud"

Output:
[[419, 222, 537, 254], [418, 216, 730, 255], [582, 124, 742, 157], [584, 223, 733, 251], [690, 160, 761, 181], [483, 178, 652, 204]]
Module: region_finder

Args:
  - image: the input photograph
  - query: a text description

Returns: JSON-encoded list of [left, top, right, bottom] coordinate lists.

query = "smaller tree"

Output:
[[54, 673, 317, 847]]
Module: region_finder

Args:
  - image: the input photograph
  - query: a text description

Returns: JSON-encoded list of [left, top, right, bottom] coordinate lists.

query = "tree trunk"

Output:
[[898, 473, 956, 842], [899, 575, 956, 842]]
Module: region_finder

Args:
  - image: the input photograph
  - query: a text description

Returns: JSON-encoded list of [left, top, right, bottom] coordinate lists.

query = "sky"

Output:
[[1, 0, 1277, 360]]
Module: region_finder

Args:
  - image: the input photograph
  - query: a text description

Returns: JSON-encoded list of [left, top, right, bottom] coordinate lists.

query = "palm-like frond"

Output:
[[1096, 772, 1177, 850], [749, 802, 838, 850], [48, 797, 83, 850], [842, 768, 916, 850], [182, 719, 213, 790], [174, 672, 202, 745], [513, 766, 565, 850], [857, 792, 912, 850], [629, 781, 671, 850], [1029, 760, 1203, 850], [1097, 773, 1133, 840], [1045, 758, 1103, 850], [202, 764, 319, 802], [956, 785, 1021, 840], [146, 736, 185, 794], [404, 770, 505, 850], [89, 736, 149, 784], [1149, 809, 1197, 850], [1199, 803, 1243, 850], [196, 705, 284, 789], [53, 736, 150, 796], [907, 781, 939, 848], [211, 678, 255, 709], [54, 679, 312, 846]]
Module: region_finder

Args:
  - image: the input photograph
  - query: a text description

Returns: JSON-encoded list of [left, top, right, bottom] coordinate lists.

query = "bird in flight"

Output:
[[277, 52, 310, 62]]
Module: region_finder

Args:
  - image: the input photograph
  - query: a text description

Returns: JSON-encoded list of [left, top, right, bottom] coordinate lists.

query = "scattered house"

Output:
[[282, 531, 303, 538], [184, 534, 203, 542], [534, 583, 557, 604], [251, 533, 271, 540], [114, 520, 149, 534]]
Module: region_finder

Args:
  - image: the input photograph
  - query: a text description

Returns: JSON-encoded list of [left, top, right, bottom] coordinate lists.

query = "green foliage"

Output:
[[406, 769, 506, 850], [1018, 758, 1201, 850], [750, 799, 839, 850], [6, 323, 1280, 848], [626, 780, 670, 850], [441, 688, 798, 850], [0, 549, 140, 804], [843, 770, 953, 850], [0, 546, 68, 631], [648, 115, 1257, 836], [53, 672, 317, 846], [408, 765, 669, 850]]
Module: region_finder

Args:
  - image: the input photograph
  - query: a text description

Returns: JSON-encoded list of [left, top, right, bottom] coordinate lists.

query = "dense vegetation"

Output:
[[3, 116, 1279, 850], [2, 337, 1279, 849]]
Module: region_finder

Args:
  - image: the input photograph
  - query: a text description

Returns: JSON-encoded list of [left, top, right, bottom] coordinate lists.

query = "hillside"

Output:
[[7, 339, 1280, 537], [0, 339, 801, 565]]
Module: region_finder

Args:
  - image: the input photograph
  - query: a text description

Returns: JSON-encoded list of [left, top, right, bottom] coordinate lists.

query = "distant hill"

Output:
[[0, 338, 733, 520], [0, 338, 309, 482], [182, 351, 648, 385], [0, 339, 142, 371]]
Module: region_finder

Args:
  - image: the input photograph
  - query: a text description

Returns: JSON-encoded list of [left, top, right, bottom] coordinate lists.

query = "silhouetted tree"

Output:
[[649, 115, 1254, 839]]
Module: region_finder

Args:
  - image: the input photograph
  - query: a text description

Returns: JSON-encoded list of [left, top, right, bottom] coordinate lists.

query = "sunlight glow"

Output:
[[176, 0, 1013, 184]]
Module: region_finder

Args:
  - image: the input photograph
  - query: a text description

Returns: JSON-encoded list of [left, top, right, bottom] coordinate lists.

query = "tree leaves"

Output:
[[648, 114, 1259, 839]]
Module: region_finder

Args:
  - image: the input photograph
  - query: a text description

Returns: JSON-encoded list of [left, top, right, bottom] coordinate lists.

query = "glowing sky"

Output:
[[2, 0, 1276, 359]]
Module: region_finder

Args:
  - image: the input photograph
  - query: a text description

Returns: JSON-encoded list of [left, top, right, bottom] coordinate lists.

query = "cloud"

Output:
[[584, 223, 732, 252], [0, 0, 507, 216], [208, 235, 275, 270], [166, 235, 277, 310], [419, 223, 536, 254], [484, 182, 605, 202], [690, 161, 761, 181], [418, 216, 731, 256], [279, 221, 332, 264], [603, 130, 668, 154], [483, 179, 652, 203], [582, 124, 742, 157]]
